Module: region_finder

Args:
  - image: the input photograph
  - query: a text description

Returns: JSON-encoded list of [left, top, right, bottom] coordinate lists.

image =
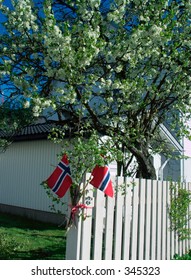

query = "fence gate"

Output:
[[66, 176, 191, 260]]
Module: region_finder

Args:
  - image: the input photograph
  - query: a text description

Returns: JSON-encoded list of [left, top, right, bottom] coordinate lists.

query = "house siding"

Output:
[[161, 154, 181, 182], [0, 140, 69, 220]]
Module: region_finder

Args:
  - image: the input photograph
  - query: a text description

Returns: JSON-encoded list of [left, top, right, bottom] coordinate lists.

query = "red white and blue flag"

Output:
[[90, 165, 114, 198], [46, 154, 72, 198]]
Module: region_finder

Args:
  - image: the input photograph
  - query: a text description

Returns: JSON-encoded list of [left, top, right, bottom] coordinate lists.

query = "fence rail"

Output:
[[66, 176, 191, 260]]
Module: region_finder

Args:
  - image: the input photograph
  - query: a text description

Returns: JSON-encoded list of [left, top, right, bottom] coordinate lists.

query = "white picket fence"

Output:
[[65, 176, 191, 260]]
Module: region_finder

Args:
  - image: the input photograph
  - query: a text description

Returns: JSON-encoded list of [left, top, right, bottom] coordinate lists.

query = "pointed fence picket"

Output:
[[104, 195, 115, 260], [66, 176, 191, 260]]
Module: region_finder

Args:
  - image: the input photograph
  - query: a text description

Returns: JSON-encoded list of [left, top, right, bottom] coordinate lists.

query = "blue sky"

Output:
[[0, 0, 12, 33], [0, 0, 13, 102]]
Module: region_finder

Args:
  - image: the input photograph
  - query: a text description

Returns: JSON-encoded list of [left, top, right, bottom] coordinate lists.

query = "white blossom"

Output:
[[23, 100, 30, 108]]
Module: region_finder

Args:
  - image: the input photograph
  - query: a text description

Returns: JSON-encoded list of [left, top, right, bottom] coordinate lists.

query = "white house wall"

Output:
[[160, 154, 181, 182], [183, 158, 191, 182], [0, 140, 69, 215], [0, 137, 184, 220]]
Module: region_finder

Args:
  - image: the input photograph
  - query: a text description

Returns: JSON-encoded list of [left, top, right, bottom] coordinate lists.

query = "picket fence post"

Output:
[[65, 219, 82, 260], [65, 175, 94, 260], [65, 177, 191, 260]]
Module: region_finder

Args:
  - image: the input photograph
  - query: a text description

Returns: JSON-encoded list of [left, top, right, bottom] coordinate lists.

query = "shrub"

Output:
[[169, 182, 191, 240], [173, 250, 191, 260]]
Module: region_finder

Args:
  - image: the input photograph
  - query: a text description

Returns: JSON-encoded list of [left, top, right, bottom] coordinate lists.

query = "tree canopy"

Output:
[[0, 0, 191, 180]]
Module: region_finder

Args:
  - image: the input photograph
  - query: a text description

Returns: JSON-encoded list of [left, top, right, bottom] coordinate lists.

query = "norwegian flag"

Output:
[[90, 165, 114, 198], [46, 154, 72, 198]]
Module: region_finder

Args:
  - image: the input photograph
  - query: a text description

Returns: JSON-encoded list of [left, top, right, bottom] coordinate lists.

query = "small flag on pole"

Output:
[[46, 154, 72, 198], [90, 165, 114, 197]]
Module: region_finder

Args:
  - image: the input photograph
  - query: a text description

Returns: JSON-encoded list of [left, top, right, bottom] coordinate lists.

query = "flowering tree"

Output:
[[0, 100, 33, 151], [0, 0, 191, 179]]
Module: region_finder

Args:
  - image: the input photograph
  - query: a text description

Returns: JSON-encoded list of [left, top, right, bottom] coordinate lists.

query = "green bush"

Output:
[[169, 182, 191, 240], [0, 233, 22, 260], [173, 250, 191, 260]]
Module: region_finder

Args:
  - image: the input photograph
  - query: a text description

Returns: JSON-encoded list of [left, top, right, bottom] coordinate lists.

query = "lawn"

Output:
[[0, 212, 67, 260]]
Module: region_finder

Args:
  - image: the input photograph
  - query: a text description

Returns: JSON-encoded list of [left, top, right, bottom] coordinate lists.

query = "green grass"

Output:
[[0, 213, 67, 260]]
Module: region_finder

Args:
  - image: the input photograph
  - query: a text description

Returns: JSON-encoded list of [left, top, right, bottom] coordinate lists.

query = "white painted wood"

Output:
[[171, 229, 176, 259], [174, 184, 179, 257], [185, 183, 189, 253], [80, 183, 94, 260], [92, 190, 105, 260], [130, 178, 139, 260], [122, 177, 133, 260], [65, 218, 82, 260], [144, 179, 152, 260], [70, 178, 191, 261], [156, 180, 162, 260], [137, 179, 146, 260], [188, 183, 191, 251], [181, 184, 186, 255], [113, 176, 124, 260], [185, 182, 190, 254], [161, 181, 167, 260], [170, 182, 178, 258], [169, 182, 175, 259], [166, 181, 171, 260], [151, 180, 157, 260], [104, 195, 115, 260], [0, 140, 69, 213]]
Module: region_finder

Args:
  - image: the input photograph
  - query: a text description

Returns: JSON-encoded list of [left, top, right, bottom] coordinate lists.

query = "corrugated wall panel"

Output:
[[0, 140, 69, 214]]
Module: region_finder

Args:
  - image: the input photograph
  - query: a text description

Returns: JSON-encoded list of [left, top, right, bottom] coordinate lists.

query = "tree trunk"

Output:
[[128, 143, 157, 180]]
